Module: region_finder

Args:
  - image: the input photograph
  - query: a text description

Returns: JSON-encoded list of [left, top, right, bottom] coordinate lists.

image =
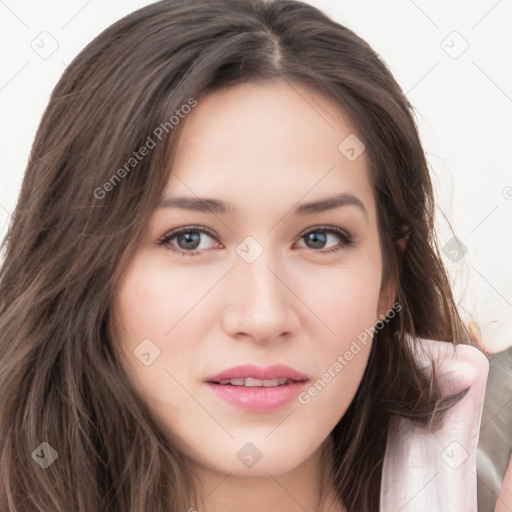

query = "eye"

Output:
[[157, 224, 355, 257], [157, 225, 220, 256], [295, 226, 355, 254]]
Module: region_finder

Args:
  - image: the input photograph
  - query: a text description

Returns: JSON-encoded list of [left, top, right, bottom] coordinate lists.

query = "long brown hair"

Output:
[[0, 0, 471, 510]]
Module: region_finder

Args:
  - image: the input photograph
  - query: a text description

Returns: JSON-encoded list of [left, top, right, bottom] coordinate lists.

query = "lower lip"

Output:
[[206, 381, 308, 412]]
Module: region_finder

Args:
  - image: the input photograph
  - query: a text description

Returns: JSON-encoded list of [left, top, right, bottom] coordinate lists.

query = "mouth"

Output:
[[205, 364, 309, 412], [215, 377, 295, 387]]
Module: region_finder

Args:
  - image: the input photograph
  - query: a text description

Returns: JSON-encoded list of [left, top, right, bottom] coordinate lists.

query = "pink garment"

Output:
[[380, 337, 490, 511]]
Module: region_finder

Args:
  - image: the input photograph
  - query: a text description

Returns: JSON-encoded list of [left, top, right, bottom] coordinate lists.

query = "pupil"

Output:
[[307, 232, 326, 249], [179, 232, 200, 249]]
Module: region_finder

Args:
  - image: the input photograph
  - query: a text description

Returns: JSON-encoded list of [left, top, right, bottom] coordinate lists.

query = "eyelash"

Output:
[[157, 224, 355, 257]]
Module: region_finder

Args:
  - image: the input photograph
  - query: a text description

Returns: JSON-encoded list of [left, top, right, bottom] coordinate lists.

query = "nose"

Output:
[[221, 246, 299, 344]]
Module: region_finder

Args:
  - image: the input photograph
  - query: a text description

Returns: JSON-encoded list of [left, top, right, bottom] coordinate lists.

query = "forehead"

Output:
[[164, 80, 375, 219]]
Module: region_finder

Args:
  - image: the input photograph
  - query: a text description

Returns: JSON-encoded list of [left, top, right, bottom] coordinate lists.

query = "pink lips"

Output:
[[205, 364, 309, 413]]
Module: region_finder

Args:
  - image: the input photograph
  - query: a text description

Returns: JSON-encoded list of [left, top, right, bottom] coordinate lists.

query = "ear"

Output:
[[396, 225, 410, 252], [377, 277, 396, 322], [376, 227, 408, 322]]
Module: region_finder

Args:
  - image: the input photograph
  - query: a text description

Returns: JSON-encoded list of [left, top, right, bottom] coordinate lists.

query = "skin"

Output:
[[112, 80, 393, 512]]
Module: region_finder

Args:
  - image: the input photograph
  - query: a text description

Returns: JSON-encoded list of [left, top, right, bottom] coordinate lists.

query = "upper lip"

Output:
[[205, 364, 309, 383]]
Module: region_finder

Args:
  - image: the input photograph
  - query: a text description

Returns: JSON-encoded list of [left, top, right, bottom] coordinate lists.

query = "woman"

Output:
[[0, 0, 494, 510]]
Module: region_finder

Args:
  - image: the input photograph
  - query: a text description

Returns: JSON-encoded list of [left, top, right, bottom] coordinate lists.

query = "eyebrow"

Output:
[[157, 192, 367, 217]]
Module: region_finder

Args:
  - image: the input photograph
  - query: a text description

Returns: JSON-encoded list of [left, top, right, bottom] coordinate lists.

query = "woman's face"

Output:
[[113, 80, 390, 479]]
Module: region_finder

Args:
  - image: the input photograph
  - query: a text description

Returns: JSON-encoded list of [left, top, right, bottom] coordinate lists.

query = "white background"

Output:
[[0, 0, 511, 349]]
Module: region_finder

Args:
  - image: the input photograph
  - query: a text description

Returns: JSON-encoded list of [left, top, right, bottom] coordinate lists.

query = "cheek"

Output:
[[299, 248, 383, 348], [114, 253, 211, 342], [295, 248, 382, 405], [112, 255, 200, 396], [295, 292, 377, 440]]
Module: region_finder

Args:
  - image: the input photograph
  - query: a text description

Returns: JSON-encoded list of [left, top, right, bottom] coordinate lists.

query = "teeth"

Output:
[[218, 377, 289, 387]]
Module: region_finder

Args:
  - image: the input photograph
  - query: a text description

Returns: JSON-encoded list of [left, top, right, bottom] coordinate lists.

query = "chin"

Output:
[[191, 438, 319, 478]]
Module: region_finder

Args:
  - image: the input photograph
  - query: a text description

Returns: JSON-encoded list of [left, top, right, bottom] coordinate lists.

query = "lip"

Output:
[[205, 364, 309, 413], [206, 364, 309, 383]]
